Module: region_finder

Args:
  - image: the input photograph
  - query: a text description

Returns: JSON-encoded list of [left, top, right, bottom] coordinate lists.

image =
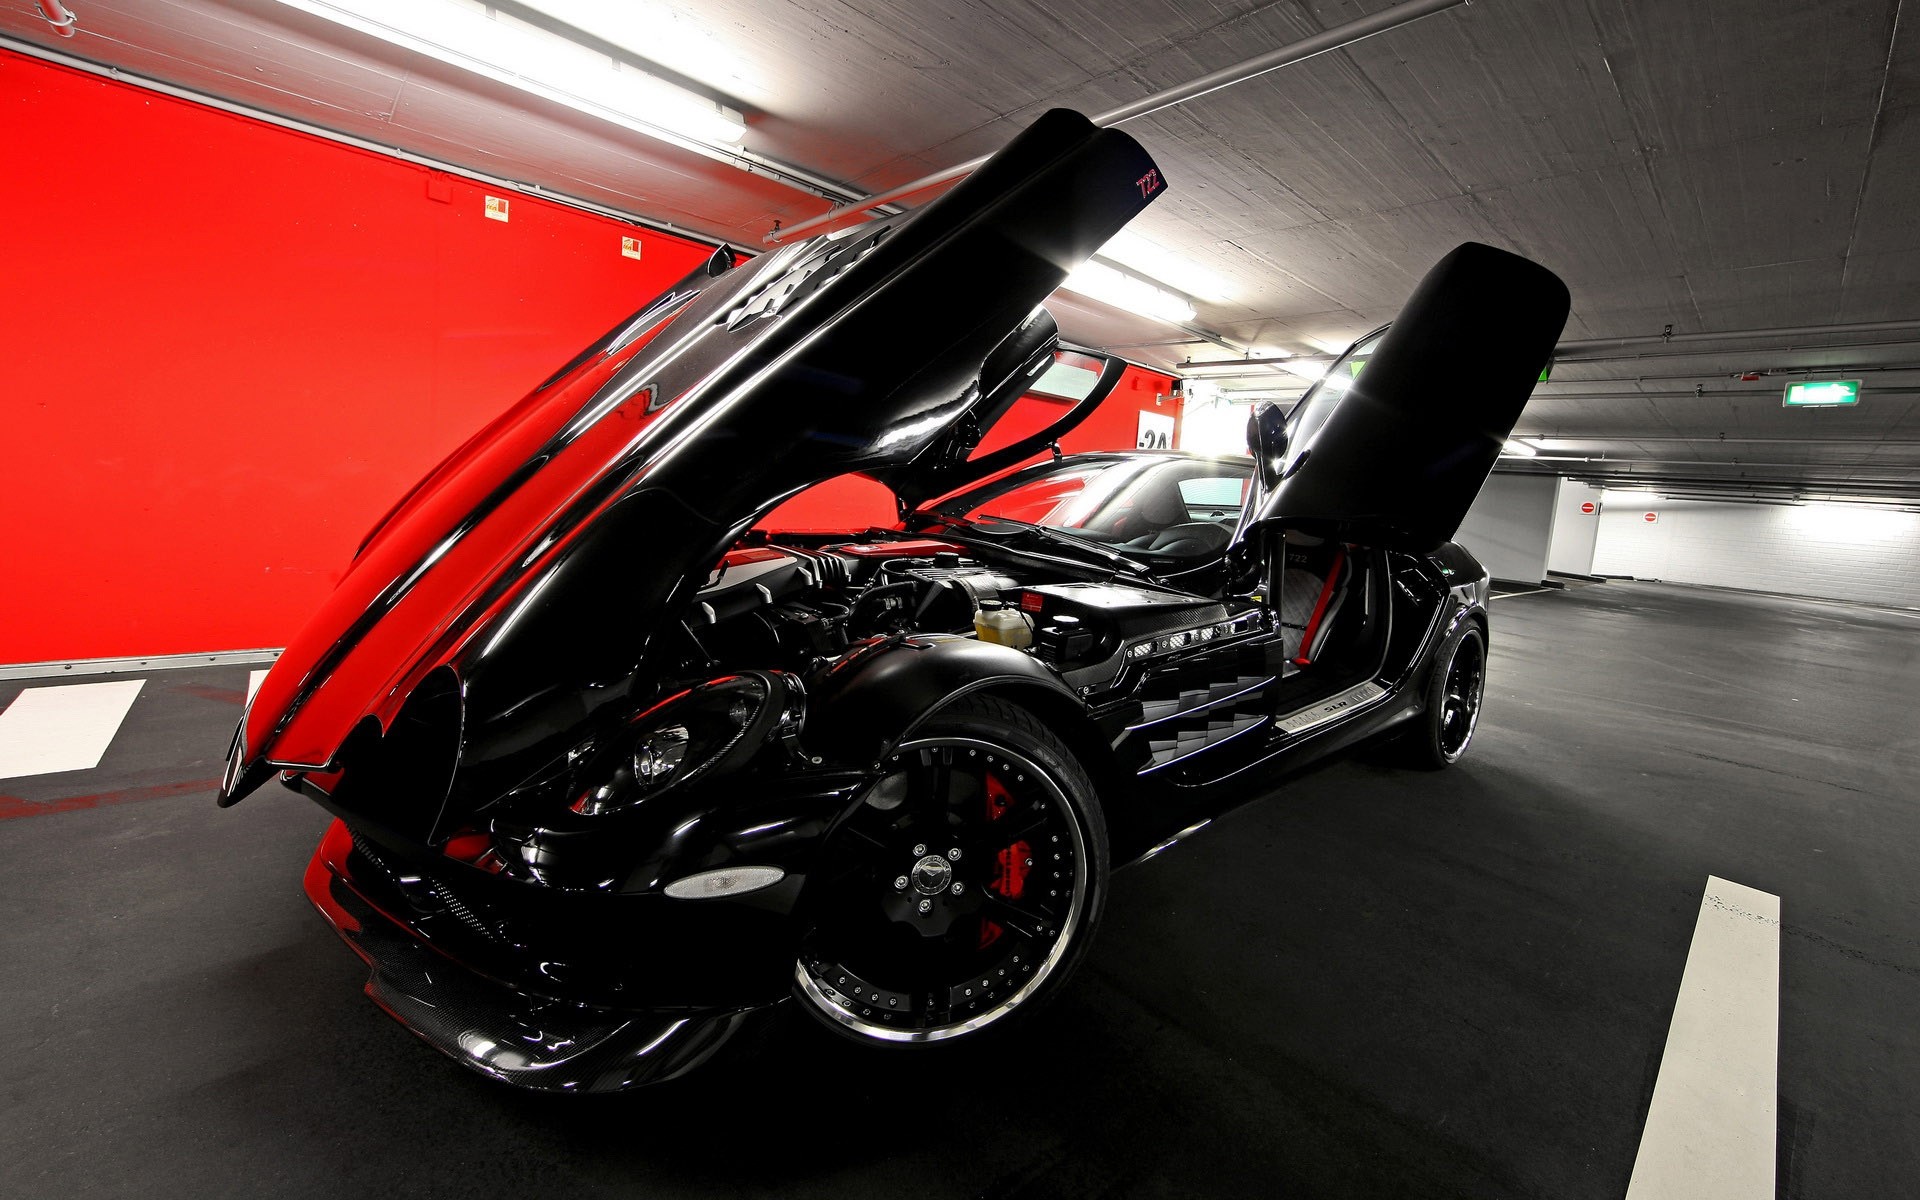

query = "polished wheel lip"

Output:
[[1438, 629, 1485, 760], [795, 735, 1090, 1044]]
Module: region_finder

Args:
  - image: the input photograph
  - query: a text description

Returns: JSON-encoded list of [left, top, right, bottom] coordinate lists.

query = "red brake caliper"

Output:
[[977, 773, 1030, 950], [992, 842, 1032, 899], [983, 772, 1014, 822]]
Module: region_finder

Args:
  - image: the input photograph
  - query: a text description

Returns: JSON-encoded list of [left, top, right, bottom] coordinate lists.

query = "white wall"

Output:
[[1456, 473, 1559, 585], [1592, 493, 1920, 608], [1175, 381, 1253, 456], [1548, 479, 1606, 576]]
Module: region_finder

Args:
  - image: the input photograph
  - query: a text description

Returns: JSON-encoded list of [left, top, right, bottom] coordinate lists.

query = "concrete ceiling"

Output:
[[5, 0, 1918, 500]]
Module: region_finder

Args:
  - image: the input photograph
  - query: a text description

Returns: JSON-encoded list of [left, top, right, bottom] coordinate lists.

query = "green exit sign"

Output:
[[1783, 380, 1861, 407]]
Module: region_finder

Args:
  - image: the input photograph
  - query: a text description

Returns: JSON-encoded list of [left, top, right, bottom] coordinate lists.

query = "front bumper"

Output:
[[304, 820, 760, 1092]]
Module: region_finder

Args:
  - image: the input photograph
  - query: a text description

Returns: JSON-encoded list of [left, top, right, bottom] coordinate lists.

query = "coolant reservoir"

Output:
[[975, 601, 1034, 649]]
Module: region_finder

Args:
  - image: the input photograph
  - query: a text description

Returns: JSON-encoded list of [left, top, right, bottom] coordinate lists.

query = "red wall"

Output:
[[0, 50, 1184, 661], [0, 51, 715, 663]]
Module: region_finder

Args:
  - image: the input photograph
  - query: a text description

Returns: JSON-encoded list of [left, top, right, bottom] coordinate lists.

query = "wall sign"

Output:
[[485, 195, 510, 222], [1643, 511, 1659, 524], [621, 236, 643, 260], [1136, 410, 1175, 450], [1580, 501, 1597, 515]]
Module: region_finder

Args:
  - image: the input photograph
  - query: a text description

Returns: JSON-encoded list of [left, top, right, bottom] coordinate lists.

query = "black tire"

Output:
[[792, 694, 1109, 1047], [1405, 621, 1487, 769]]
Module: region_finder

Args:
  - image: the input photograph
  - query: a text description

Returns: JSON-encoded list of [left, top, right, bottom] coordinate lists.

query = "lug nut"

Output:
[[894, 875, 909, 891], [917, 899, 933, 915], [950, 882, 964, 896], [912, 843, 927, 856], [947, 847, 962, 861]]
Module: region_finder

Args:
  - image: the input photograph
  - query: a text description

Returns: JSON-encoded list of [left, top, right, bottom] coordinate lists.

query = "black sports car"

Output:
[[221, 108, 1568, 1091]]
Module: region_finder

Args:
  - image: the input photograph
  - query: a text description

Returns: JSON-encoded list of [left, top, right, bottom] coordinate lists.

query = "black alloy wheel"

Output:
[[1408, 622, 1487, 769], [794, 696, 1108, 1044]]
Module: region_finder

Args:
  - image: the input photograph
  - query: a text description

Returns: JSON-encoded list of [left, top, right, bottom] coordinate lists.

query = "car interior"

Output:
[[945, 455, 1388, 686]]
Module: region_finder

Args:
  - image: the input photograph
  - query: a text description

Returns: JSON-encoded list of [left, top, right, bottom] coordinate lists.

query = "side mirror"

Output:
[[1246, 402, 1290, 490]]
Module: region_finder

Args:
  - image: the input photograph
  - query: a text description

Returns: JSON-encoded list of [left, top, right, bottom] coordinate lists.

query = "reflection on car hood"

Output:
[[224, 108, 1167, 811]]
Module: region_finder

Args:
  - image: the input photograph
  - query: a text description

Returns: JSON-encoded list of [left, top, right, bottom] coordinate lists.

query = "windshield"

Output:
[[1280, 328, 1387, 476], [935, 455, 1254, 560]]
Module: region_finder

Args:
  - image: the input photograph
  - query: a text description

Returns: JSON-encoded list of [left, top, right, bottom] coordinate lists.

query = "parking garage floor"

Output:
[[2, 580, 1915, 1199]]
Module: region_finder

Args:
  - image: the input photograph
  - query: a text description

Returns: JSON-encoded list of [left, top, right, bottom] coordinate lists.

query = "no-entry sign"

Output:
[[1580, 501, 1597, 515], [1643, 511, 1660, 524]]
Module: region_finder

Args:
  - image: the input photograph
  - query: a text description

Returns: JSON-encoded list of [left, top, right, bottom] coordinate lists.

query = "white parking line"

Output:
[[0, 680, 147, 780], [1626, 876, 1780, 1200], [246, 669, 268, 703], [1490, 587, 1553, 599]]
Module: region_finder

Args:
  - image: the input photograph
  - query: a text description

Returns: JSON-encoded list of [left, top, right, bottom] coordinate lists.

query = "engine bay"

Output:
[[674, 533, 1235, 697]]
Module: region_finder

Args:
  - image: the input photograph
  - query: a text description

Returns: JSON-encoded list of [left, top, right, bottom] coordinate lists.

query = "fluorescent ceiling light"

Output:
[[520, 0, 763, 103], [1093, 230, 1230, 302], [270, 0, 746, 146], [1062, 260, 1197, 324], [1501, 439, 1540, 457]]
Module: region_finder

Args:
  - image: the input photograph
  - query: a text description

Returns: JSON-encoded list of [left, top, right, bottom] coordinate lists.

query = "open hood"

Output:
[[223, 107, 1166, 812], [1241, 242, 1570, 552]]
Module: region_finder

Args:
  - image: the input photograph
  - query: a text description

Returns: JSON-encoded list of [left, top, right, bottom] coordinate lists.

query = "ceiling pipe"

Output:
[[1504, 463, 1920, 487], [1509, 479, 1920, 510], [1180, 355, 1334, 369], [1517, 435, 1920, 447], [1175, 323, 1249, 356], [1539, 362, 1920, 385], [1186, 354, 1920, 381], [1101, 337, 1218, 349], [1559, 470, 1914, 484], [1186, 340, 1920, 375], [763, 0, 1470, 245], [1499, 469, 1920, 499], [1530, 387, 1920, 401], [1551, 336, 1920, 368], [1557, 317, 1920, 352], [1526, 455, 1912, 473], [1632, 494, 1920, 511], [35, 0, 76, 36]]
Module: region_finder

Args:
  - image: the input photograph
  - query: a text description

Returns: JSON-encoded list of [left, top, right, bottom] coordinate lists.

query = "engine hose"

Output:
[[848, 582, 920, 630]]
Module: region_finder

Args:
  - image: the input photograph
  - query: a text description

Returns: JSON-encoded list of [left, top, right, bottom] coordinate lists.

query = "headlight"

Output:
[[567, 671, 800, 816], [634, 724, 691, 786]]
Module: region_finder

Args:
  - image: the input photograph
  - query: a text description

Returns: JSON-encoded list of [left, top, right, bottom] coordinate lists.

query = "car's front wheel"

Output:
[[793, 695, 1108, 1045]]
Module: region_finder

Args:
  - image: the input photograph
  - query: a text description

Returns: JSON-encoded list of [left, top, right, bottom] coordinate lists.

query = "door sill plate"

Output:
[[1274, 680, 1386, 737]]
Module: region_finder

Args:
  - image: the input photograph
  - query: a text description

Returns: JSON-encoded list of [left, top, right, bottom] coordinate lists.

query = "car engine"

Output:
[[672, 534, 1239, 700]]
